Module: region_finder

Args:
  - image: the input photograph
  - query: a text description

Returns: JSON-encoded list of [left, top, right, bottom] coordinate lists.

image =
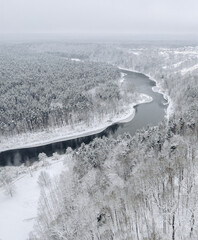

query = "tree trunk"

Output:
[[172, 214, 175, 240]]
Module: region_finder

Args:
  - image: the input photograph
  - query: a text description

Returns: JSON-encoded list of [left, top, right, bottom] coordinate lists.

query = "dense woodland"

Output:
[[29, 118, 198, 239], [26, 42, 198, 239], [0, 44, 126, 136]]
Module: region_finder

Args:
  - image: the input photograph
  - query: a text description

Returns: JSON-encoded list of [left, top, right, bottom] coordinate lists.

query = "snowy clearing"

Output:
[[0, 156, 66, 240]]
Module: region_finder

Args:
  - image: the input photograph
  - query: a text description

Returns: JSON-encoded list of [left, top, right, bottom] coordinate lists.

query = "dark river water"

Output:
[[0, 70, 167, 166]]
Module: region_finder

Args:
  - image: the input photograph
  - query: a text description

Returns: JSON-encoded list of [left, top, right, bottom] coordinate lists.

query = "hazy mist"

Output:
[[1, 0, 198, 40]]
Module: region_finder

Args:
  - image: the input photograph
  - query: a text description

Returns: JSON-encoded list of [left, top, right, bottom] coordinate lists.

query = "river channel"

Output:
[[0, 70, 167, 166]]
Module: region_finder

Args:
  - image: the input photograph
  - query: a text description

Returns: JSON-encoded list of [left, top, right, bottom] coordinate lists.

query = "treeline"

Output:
[[29, 115, 198, 239], [0, 44, 122, 136]]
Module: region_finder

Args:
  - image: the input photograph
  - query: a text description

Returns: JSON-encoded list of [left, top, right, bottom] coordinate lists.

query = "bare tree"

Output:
[[0, 172, 16, 197]]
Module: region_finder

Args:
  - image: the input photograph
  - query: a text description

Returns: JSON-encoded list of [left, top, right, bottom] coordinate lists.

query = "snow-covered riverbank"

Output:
[[0, 92, 152, 153], [119, 67, 174, 120]]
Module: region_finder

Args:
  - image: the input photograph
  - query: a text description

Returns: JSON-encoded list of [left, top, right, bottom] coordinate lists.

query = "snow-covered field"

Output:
[[0, 156, 66, 240]]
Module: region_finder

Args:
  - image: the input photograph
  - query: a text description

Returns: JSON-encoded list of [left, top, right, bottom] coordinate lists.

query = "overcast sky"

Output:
[[1, 0, 198, 38]]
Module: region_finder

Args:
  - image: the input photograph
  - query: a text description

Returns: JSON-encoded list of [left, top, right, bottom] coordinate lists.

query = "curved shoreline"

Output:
[[118, 67, 173, 119], [0, 94, 152, 153]]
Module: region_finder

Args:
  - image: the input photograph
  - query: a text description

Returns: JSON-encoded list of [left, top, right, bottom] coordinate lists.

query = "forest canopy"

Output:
[[0, 44, 121, 136]]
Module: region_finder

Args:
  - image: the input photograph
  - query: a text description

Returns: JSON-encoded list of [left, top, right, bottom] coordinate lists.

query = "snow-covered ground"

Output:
[[120, 72, 127, 83], [0, 89, 152, 153], [0, 156, 67, 240], [181, 63, 198, 75], [70, 58, 81, 62], [173, 61, 184, 68]]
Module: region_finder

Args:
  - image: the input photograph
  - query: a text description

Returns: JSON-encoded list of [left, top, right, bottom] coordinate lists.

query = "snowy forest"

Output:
[[1, 41, 198, 240], [0, 44, 124, 136]]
